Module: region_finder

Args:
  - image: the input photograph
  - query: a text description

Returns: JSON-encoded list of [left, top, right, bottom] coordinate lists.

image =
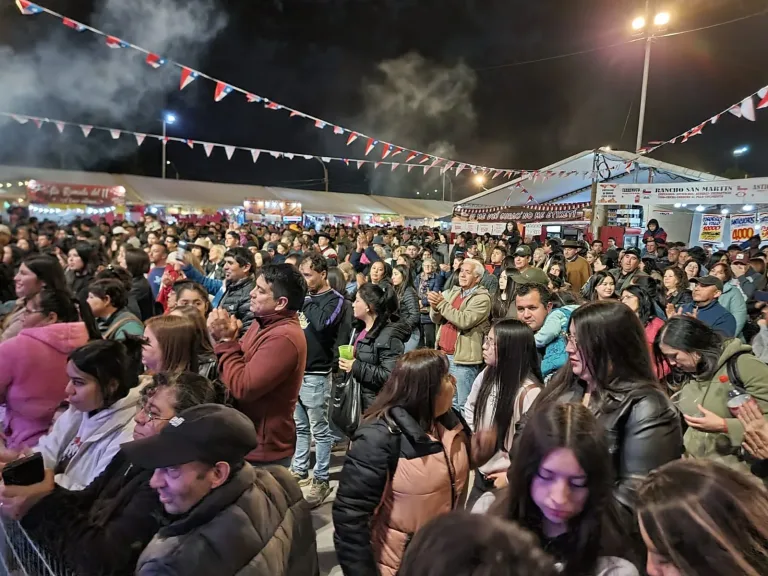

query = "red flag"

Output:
[[757, 87, 768, 110], [265, 101, 280, 110], [186, 140, 195, 149], [405, 151, 417, 162], [314, 120, 326, 129], [347, 132, 358, 145], [214, 82, 233, 102], [62, 18, 86, 31], [365, 138, 375, 155], [391, 147, 403, 157], [180, 68, 199, 90], [246, 94, 261, 103], [382, 145, 392, 159], [419, 155, 430, 164]]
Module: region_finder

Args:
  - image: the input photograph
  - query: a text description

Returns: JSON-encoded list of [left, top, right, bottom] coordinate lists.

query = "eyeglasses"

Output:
[[138, 399, 174, 423], [483, 335, 496, 347], [563, 331, 578, 346]]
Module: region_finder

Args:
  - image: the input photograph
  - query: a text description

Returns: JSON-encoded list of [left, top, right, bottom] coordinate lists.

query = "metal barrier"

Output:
[[0, 520, 74, 576]]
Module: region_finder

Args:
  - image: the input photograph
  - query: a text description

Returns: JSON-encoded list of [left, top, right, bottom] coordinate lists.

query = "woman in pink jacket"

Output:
[[0, 288, 99, 452]]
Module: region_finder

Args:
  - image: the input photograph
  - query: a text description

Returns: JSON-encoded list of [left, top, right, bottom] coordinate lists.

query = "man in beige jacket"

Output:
[[428, 258, 491, 411]]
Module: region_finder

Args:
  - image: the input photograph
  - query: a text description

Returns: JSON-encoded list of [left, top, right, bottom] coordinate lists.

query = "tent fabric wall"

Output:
[[0, 165, 452, 218]]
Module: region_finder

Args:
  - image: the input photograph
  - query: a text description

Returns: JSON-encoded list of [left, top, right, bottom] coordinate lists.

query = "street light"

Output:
[[733, 146, 750, 157], [474, 174, 486, 187], [162, 112, 177, 180], [633, 5, 672, 152]]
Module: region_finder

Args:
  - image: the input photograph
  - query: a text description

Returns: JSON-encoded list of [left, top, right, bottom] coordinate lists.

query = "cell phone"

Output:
[[2, 452, 44, 486], [177, 241, 187, 258]]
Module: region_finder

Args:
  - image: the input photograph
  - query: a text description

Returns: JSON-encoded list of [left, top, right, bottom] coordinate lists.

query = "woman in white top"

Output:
[[464, 318, 542, 511]]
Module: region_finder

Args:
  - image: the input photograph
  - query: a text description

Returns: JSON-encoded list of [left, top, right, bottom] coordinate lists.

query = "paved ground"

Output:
[[300, 450, 345, 576]]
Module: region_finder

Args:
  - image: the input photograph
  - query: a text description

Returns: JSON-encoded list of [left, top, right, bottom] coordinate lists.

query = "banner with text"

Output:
[[597, 177, 768, 205], [699, 214, 725, 243], [452, 202, 591, 224], [26, 181, 126, 206], [760, 213, 768, 242], [730, 213, 757, 243]]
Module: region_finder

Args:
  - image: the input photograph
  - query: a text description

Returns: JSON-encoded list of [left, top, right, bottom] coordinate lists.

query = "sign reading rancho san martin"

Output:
[[597, 177, 768, 205], [452, 202, 591, 223], [26, 181, 126, 206]]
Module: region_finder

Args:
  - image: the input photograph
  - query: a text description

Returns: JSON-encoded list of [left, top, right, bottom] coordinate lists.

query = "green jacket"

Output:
[[100, 308, 144, 342], [680, 338, 768, 472], [430, 285, 491, 365]]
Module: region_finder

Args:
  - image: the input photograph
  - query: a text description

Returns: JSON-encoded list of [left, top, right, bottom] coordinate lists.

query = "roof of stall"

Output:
[[0, 165, 453, 218], [457, 149, 723, 207]]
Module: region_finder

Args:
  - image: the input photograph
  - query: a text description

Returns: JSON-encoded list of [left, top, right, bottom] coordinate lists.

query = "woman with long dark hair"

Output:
[[334, 349, 483, 576], [637, 459, 768, 576], [490, 267, 519, 320], [66, 241, 99, 300], [662, 265, 693, 313], [655, 316, 768, 473], [392, 264, 420, 352], [464, 319, 542, 509], [337, 283, 410, 410], [532, 301, 682, 529], [120, 247, 154, 321], [498, 402, 637, 575], [585, 270, 617, 302], [1, 254, 70, 341]]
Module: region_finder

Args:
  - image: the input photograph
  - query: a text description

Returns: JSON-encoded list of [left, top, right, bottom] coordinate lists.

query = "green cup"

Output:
[[339, 345, 354, 360]]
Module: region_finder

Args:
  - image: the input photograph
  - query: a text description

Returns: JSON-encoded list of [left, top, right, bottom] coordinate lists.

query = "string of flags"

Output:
[[13, 0, 622, 182], [639, 83, 768, 154], [1, 112, 634, 183]]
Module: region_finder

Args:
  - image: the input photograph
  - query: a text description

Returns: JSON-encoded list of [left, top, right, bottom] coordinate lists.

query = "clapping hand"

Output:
[[426, 291, 444, 308], [207, 309, 241, 342], [737, 400, 768, 459]]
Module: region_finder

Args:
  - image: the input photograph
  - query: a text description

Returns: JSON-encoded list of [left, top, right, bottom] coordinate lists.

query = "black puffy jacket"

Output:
[[397, 286, 420, 332], [351, 318, 411, 410], [219, 276, 256, 332]]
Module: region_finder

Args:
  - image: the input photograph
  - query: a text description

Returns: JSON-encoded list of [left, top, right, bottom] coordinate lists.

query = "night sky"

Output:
[[0, 0, 766, 202]]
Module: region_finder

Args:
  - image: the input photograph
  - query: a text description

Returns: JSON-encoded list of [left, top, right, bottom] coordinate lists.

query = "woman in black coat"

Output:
[[66, 241, 98, 301], [338, 283, 410, 411], [417, 258, 445, 349], [393, 264, 420, 352], [120, 247, 155, 321]]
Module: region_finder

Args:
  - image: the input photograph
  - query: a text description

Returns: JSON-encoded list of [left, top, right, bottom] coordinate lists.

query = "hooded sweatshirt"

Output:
[[0, 323, 90, 451]]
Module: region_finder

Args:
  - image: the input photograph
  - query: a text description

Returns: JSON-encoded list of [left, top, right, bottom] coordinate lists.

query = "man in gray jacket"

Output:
[[127, 404, 319, 576]]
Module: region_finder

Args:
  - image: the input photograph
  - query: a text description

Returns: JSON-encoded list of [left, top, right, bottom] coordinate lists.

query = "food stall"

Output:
[[452, 202, 592, 240]]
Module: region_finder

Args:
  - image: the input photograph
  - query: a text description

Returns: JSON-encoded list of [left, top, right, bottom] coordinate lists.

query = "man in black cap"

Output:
[[731, 251, 766, 298], [316, 231, 337, 260], [611, 247, 645, 295], [678, 276, 736, 337], [128, 404, 319, 576]]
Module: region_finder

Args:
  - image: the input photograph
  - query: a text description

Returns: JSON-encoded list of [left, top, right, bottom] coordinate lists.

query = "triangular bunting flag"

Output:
[[314, 120, 326, 129], [405, 151, 417, 163], [758, 88, 768, 110], [15, 1, 42, 15], [759, 87, 768, 99], [284, 153, 294, 160], [711, 114, 720, 125], [333, 126, 344, 135], [343, 159, 349, 166], [145, 53, 166, 69], [423, 164, 433, 175], [62, 18, 86, 31], [365, 138, 376, 155], [105, 36, 128, 49], [440, 161, 455, 175], [391, 147, 403, 157], [54, 122, 65, 134], [346, 132, 358, 145], [356, 161, 365, 170], [246, 94, 261, 103], [382, 145, 392, 159], [302, 155, 313, 160], [625, 162, 632, 173], [80, 125, 92, 137], [31, 118, 42, 128], [135, 133, 146, 146], [741, 96, 756, 121], [729, 105, 742, 118], [456, 163, 467, 175], [265, 101, 280, 110], [269, 152, 282, 158], [407, 165, 415, 172], [180, 68, 199, 90], [250, 150, 260, 163], [203, 143, 214, 157], [224, 146, 235, 160], [289, 111, 302, 118], [321, 157, 331, 163], [110, 129, 121, 139], [492, 170, 502, 179], [214, 82, 233, 102], [419, 155, 430, 164], [374, 162, 382, 169], [186, 140, 195, 149], [11, 115, 28, 124], [390, 163, 399, 172]]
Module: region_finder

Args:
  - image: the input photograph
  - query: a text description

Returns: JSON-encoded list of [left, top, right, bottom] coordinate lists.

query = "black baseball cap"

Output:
[[624, 247, 641, 259], [690, 275, 724, 291], [123, 404, 257, 469]]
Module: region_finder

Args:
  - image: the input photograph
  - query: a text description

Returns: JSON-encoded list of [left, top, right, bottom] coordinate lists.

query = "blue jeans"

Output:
[[291, 373, 333, 482], [404, 329, 420, 353], [448, 355, 481, 412]]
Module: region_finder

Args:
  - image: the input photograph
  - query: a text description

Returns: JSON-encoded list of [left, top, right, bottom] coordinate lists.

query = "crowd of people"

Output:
[[1, 213, 768, 575]]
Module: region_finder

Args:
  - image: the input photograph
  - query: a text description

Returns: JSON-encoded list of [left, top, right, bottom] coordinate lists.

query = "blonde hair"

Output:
[[338, 262, 355, 282], [209, 244, 226, 262]]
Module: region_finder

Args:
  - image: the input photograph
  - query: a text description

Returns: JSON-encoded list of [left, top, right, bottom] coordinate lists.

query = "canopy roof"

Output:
[[0, 165, 452, 218], [457, 149, 723, 207]]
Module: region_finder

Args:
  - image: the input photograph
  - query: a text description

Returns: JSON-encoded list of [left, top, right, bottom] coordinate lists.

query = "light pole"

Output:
[[315, 157, 329, 192], [733, 145, 750, 171], [162, 113, 177, 179], [632, 5, 671, 152], [441, 172, 454, 202]]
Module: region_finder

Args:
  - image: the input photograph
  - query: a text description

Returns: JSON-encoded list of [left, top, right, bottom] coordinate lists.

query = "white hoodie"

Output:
[[34, 386, 141, 490]]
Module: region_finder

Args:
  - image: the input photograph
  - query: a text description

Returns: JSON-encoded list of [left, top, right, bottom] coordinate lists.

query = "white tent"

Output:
[[457, 149, 722, 207], [0, 165, 453, 218]]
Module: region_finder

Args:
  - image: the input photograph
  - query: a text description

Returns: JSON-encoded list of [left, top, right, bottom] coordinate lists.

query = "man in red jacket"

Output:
[[208, 264, 308, 467]]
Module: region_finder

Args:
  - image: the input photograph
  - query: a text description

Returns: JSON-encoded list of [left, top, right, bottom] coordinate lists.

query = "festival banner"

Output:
[[453, 202, 591, 224], [698, 214, 725, 243], [597, 178, 768, 206], [729, 213, 757, 243], [759, 213, 768, 242], [26, 181, 126, 206]]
